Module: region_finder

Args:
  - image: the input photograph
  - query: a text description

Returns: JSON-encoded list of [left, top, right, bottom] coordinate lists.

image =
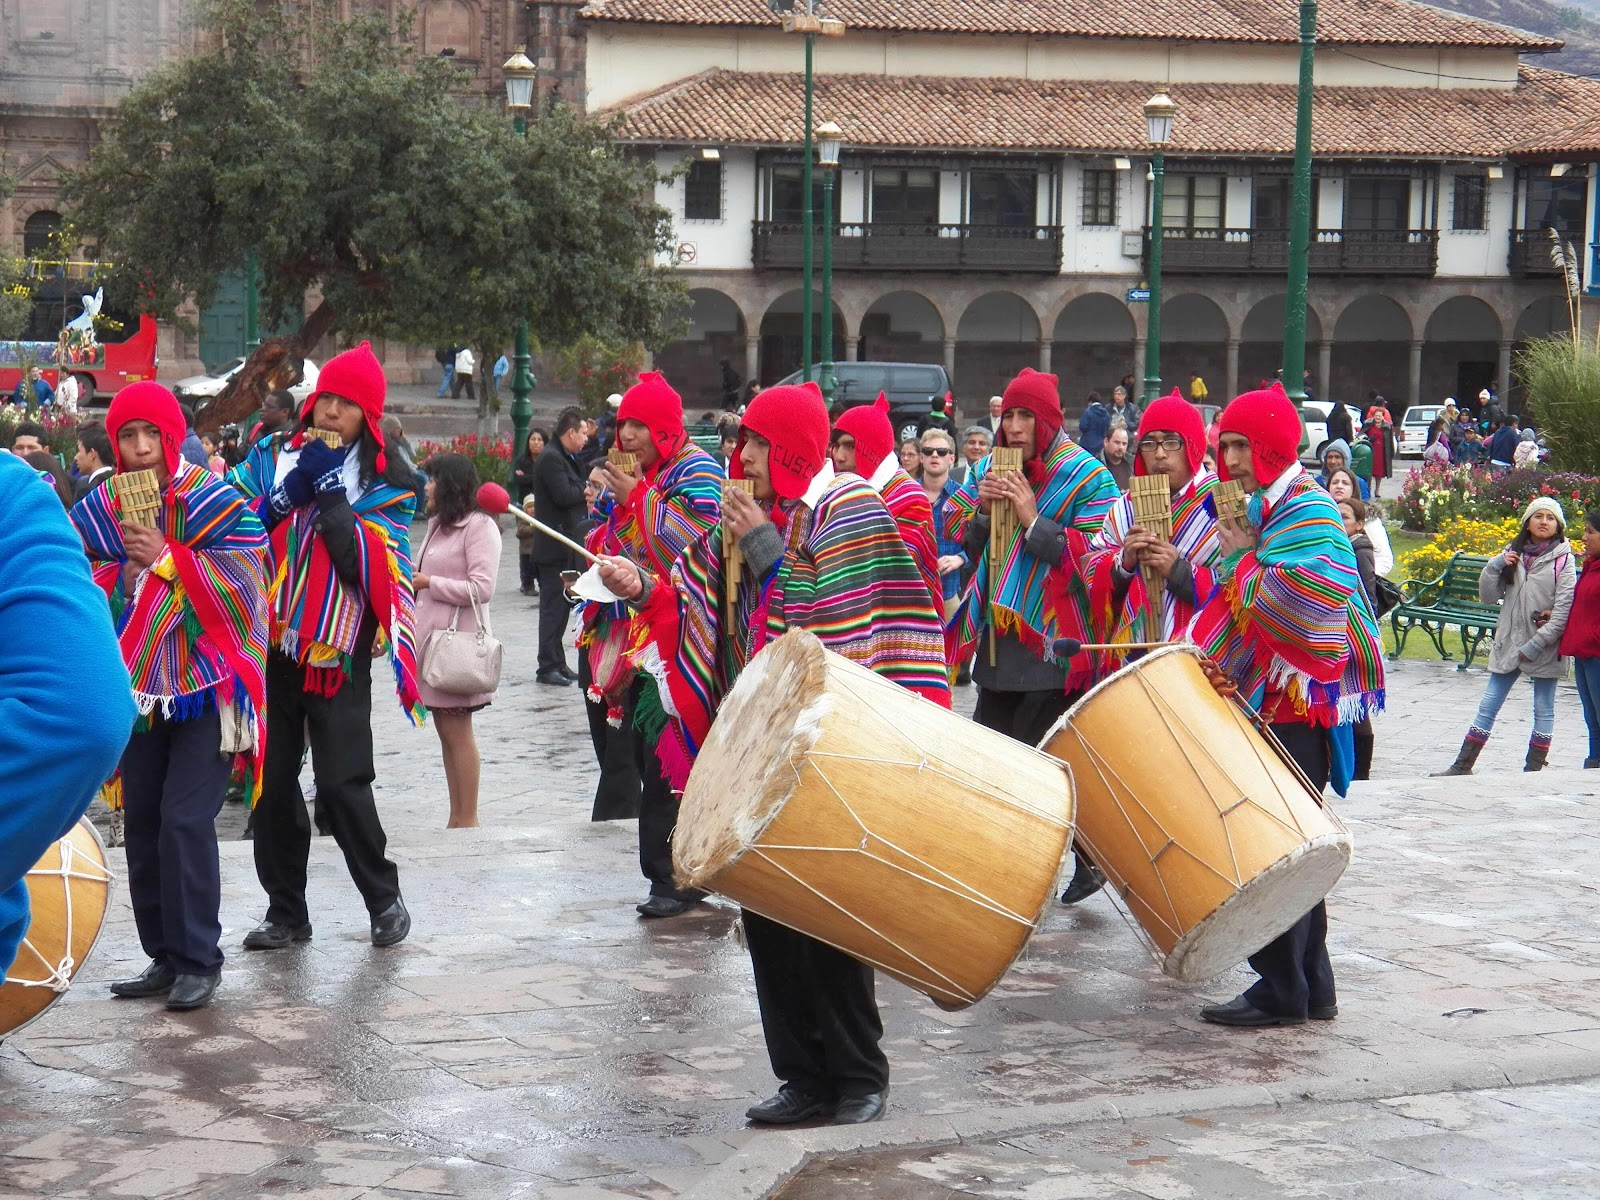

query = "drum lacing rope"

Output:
[[5, 838, 111, 992]]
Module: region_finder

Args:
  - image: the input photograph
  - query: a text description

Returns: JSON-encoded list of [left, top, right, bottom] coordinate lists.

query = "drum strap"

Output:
[[4, 838, 112, 992]]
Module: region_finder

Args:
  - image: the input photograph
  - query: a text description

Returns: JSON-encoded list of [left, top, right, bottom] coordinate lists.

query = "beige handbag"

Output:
[[420, 580, 503, 694]]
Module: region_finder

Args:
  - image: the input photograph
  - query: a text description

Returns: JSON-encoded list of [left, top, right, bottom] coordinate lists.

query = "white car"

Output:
[[1397, 405, 1444, 458], [173, 357, 319, 404], [1299, 401, 1330, 464]]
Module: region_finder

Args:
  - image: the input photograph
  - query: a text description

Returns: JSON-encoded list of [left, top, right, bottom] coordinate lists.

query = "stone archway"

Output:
[[758, 288, 847, 386], [955, 291, 1041, 401], [859, 290, 944, 367], [1051, 293, 1135, 414], [1332, 294, 1414, 407], [1240, 294, 1325, 399], [654, 288, 748, 412], [1156, 294, 1228, 403], [1423, 296, 1502, 410]]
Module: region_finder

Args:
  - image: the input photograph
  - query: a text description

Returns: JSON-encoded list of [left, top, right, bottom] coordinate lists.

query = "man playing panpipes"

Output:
[[830, 393, 944, 618], [598, 371, 723, 918], [73, 383, 271, 1010], [1192, 384, 1384, 1027], [597, 381, 948, 1126]]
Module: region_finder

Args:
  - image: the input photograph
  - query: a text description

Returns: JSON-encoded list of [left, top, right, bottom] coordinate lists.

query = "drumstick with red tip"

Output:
[[477, 482, 602, 566], [1052, 637, 1177, 657]]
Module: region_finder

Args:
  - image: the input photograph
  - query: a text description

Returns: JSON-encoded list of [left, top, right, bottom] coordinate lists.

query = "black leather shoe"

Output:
[[745, 1089, 833, 1125], [1060, 862, 1107, 905], [165, 973, 220, 1011], [1200, 994, 1307, 1027], [636, 895, 701, 918], [834, 1091, 888, 1124], [1309, 1003, 1338, 1021], [536, 669, 573, 686], [110, 961, 176, 998], [242, 921, 312, 950], [371, 898, 411, 947], [557, 665, 579, 682]]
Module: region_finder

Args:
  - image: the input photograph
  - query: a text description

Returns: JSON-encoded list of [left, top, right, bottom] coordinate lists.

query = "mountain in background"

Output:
[[1431, 0, 1600, 77]]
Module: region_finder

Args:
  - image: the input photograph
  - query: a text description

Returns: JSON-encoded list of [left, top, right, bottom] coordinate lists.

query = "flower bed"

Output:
[[413, 431, 513, 486], [1393, 463, 1600, 532], [1396, 514, 1585, 582], [0, 407, 85, 462]]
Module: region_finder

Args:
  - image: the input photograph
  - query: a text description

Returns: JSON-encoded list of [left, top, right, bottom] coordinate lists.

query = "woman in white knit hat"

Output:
[[1437, 495, 1576, 774]]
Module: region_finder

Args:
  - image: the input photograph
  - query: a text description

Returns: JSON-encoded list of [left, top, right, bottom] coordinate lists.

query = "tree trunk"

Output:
[[475, 341, 495, 440], [196, 297, 339, 433]]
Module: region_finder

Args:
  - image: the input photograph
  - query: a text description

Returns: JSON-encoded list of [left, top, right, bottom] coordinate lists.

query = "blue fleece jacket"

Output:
[[0, 452, 134, 976]]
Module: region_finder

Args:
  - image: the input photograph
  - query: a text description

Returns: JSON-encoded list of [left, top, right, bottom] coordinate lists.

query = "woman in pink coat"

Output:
[[413, 453, 503, 827]]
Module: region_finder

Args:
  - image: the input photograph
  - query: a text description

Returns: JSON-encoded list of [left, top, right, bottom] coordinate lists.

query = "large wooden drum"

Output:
[[1, 819, 114, 1037], [1039, 645, 1352, 982], [673, 629, 1075, 1009]]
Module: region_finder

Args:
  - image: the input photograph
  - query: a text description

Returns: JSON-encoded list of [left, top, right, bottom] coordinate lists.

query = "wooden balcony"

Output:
[[1147, 228, 1438, 276], [1508, 228, 1574, 279], [752, 221, 1063, 273]]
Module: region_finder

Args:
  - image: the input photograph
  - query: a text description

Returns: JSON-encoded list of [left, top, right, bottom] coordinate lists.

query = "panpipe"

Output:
[[116, 469, 162, 529], [305, 428, 343, 450], [608, 450, 638, 476], [1128, 474, 1172, 631], [723, 478, 755, 630], [1213, 478, 1249, 528], [987, 447, 1025, 667]]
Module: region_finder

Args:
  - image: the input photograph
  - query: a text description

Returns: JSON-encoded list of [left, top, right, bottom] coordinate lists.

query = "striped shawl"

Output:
[[876, 465, 944, 619], [229, 440, 422, 719], [1189, 470, 1385, 726], [610, 442, 723, 577]]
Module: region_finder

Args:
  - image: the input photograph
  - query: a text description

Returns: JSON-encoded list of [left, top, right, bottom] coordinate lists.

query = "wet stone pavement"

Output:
[[5, 535, 1600, 1198]]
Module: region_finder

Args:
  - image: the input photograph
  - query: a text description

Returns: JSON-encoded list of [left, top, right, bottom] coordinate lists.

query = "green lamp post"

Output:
[[1142, 91, 1177, 406], [1280, 0, 1317, 407], [815, 120, 843, 404], [503, 47, 537, 467]]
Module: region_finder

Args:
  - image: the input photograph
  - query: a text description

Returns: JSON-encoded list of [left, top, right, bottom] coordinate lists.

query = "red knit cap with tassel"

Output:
[[299, 341, 389, 472], [832, 393, 894, 476], [733, 382, 830, 501], [106, 381, 185, 477], [1133, 389, 1207, 477], [1218, 383, 1300, 487]]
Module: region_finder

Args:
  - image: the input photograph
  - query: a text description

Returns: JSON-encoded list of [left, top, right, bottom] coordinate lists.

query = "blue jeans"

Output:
[[1470, 669, 1556, 741], [1574, 657, 1600, 761], [436, 363, 454, 397]]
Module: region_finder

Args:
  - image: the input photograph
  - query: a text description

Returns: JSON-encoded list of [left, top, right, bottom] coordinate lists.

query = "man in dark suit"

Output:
[[531, 407, 590, 686], [72, 420, 115, 501]]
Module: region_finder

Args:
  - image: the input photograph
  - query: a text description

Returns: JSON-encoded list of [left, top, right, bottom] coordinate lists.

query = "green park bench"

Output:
[[1388, 552, 1500, 670]]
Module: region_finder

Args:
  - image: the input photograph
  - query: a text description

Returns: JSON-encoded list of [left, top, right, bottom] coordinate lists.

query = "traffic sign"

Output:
[[1126, 288, 1151, 303]]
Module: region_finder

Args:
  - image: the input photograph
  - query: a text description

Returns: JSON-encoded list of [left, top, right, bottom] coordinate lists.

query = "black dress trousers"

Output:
[[628, 677, 699, 900], [119, 706, 232, 976], [1243, 720, 1337, 1020], [743, 910, 888, 1101], [578, 651, 641, 821], [536, 565, 573, 675], [253, 634, 401, 928]]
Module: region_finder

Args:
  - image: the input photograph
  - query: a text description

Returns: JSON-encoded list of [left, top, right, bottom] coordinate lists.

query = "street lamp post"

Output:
[[815, 120, 843, 404], [1280, 0, 1317, 407], [503, 47, 537, 468], [244, 249, 260, 355], [1142, 92, 1177, 406]]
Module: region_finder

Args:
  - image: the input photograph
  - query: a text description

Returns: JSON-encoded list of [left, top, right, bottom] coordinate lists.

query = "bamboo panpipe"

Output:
[[987, 447, 1025, 667], [1213, 478, 1249, 528], [1129, 474, 1172, 631], [608, 450, 638, 476], [723, 478, 755, 630], [305, 428, 344, 450], [116, 469, 162, 530]]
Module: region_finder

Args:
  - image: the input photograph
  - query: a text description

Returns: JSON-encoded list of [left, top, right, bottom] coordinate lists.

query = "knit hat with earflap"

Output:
[[732, 381, 830, 501], [1217, 383, 1300, 487], [832, 393, 894, 476], [298, 341, 388, 472], [1133, 388, 1206, 478], [106, 381, 185, 478], [616, 371, 687, 464], [999, 368, 1064, 484]]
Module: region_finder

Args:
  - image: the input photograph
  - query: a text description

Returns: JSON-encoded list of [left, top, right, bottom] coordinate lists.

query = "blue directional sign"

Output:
[[1126, 288, 1151, 303]]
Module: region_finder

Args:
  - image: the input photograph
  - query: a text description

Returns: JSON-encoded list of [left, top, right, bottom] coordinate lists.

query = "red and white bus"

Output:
[[0, 313, 159, 404]]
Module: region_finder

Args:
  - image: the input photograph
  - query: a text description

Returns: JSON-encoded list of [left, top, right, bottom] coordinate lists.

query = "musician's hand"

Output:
[[999, 471, 1039, 528], [413, 573, 430, 590], [723, 484, 769, 541], [1141, 537, 1180, 579], [121, 521, 165, 568], [937, 554, 965, 576], [1216, 517, 1256, 557], [1197, 655, 1238, 699], [1121, 526, 1148, 572], [601, 461, 640, 504], [597, 554, 643, 601]]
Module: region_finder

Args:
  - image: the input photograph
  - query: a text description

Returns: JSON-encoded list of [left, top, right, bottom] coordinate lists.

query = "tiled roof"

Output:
[[579, 0, 1560, 50], [1510, 113, 1600, 157], [607, 67, 1600, 159]]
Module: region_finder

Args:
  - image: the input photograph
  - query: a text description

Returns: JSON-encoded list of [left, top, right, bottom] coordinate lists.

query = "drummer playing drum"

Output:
[[597, 381, 948, 1126], [1188, 385, 1385, 1027]]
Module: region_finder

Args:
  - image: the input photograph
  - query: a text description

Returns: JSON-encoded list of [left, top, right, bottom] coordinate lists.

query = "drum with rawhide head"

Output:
[[1, 819, 114, 1038], [1038, 644, 1352, 982], [672, 629, 1075, 1010]]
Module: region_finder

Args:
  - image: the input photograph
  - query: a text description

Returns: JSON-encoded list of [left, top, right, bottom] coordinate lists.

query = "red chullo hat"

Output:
[[1218, 382, 1300, 487], [1134, 389, 1207, 477], [616, 371, 686, 463], [1000, 368, 1064, 482], [732, 382, 830, 501], [832, 393, 894, 476], [298, 341, 388, 472], [106, 381, 185, 477]]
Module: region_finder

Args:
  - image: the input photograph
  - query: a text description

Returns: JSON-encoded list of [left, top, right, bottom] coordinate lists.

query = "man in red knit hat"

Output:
[[600, 371, 724, 918], [229, 342, 423, 953], [598, 381, 947, 1126], [831, 393, 944, 619], [1190, 384, 1384, 1027]]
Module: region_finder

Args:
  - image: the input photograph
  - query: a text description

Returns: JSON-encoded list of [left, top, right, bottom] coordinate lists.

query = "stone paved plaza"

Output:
[[3, 535, 1599, 1199]]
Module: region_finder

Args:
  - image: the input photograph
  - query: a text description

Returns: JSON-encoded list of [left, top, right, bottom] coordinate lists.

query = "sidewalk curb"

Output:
[[676, 1048, 1600, 1200]]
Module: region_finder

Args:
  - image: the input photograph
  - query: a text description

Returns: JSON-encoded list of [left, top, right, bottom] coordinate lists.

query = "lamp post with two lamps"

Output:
[[815, 120, 843, 404], [503, 47, 538, 463], [1141, 91, 1176, 406]]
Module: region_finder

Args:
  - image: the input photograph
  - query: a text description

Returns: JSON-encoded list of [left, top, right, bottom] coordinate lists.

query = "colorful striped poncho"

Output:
[[632, 466, 950, 787], [229, 439, 422, 720], [944, 432, 1120, 686], [72, 462, 271, 798], [1189, 467, 1385, 726], [1064, 470, 1222, 673], [610, 442, 723, 577], [869, 456, 944, 620]]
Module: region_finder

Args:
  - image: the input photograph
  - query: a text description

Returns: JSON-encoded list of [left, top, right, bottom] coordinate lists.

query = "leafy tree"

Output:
[[62, 0, 681, 427]]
